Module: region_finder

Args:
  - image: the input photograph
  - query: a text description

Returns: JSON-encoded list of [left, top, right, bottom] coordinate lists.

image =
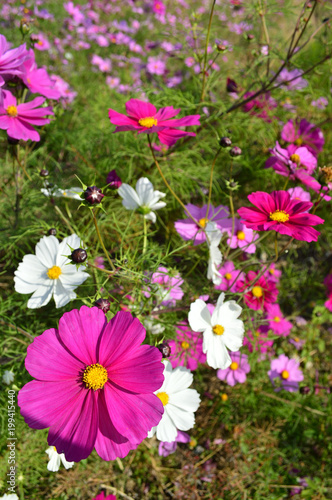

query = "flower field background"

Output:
[[0, 0, 332, 499]]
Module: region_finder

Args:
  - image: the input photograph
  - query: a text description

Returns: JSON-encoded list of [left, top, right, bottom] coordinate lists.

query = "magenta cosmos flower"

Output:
[[0, 90, 53, 142], [92, 493, 116, 500], [217, 352, 250, 386], [215, 261, 244, 293], [236, 270, 278, 311], [174, 204, 232, 245], [0, 34, 28, 77], [21, 49, 61, 100], [281, 118, 324, 156], [266, 304, 293, 337], [108, 99, 200, 147], [238, 191, 324, 242], [168, 322, 206, 371], [268, 354, 304, 392], [18, 306, 164, 462]]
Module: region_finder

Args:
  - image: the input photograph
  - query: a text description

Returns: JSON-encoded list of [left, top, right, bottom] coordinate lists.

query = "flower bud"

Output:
[[157, 342, 171, 358], [216, 44, 227, 52], [219, 137, 232, 148], [71, 248, 87, 263], [48, 228, 57, 236], [229, 146, 242, 157], [247, 34, 255, 40], [94, 298, 111, 314], [226, 77, 238, 93], [40, 169, 49, 177], [106, 169, 122, 189], [84, 186, 104, 205]]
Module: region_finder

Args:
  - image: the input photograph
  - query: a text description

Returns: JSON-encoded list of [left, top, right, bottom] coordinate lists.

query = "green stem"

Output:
[[92, 210, 116, 272], [205, 147, 221, 220], [200, 0, 216, 103], [143, 217, 147, 254], [274, 233, 278, 260]]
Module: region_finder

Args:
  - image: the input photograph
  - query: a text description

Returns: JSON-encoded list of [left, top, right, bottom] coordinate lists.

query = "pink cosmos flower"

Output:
[[18, 306, 164, 462], [243, 325, 274, 354], [174, 204, 232, 245], [94, 257, 105, 270], [92, 493, 116, 500], [262, 263, 282, 283], [158, 430, 190, 457], [153, 0, 166, 16], [281, 118, 324, 156], [287, 186, 311, 203], [0, 34, 28, 77], [238, 191, 324, 242], [21, 49, 61, 100], [236, 270, 279, 311], [227, 219, 258, 254], [268, 354, 304, 392], [266, 304, 293, 336], [289, 337, 305, 350], [0, 90, 53, 142], [276, 68, 308, 90], [311, 97, 328, 110], [168, 322, 206, 371], [91, 54, 111, 73], [242, 91, 277, 122], [108, 99, 200, 147], [146, 57, 166, 75], [217, 352, 250, 386], [33, 33, 51, 51], [50, 75, 77, 106], [144, 266, 183, 307], [214, 261, 244, 293], [106, 76, 120, 89]]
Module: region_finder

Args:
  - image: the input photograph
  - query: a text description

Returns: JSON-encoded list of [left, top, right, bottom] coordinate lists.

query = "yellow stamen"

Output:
[[237, 230, 246, 240], [252, 286, 263, 298], [198, 217, 208, 228], [254, 330, 260, 337], [47, 265, 62, 280], [269, 268, 275, 275], [294, 337, 300, 342], [290, 153, 301, 165], [138, 117, 158, 128], [83, 363, 108, 390], [37, 40, 43, 46], [6, 105, 18, 117], [274, 316, 281, 323], [53, 446, 57, 452], [225, 272, 232, 280], [269, 210, 290, 223], [281, 370, 289, 379], [294, 138, 303, 146], [157, 391, 169, 406], [213, 324, 224, 336], [221, 393, 228, 401], [181, 341, 190, 350], [230, 362, 239, 370]]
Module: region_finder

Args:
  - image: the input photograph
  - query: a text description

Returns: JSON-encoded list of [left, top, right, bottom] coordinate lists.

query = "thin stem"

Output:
[[274, 233, 278, 260], [200, 0, 216, 103], [143, 217, 147, 254], [205, 147, 221, 220], [92, 210, 116, 272], [14, 147, 32, 181]]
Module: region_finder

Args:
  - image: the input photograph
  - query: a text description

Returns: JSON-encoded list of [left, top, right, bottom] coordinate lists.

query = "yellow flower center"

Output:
[[254, 330, 260, 337], [47, 265, 62, 280], [181, 341, 190, 350], [157, 391, 169, 406], [225, 272, 232, 280], [83, 363, 108, 390], [37, 40, 44, 46], [274, 316, 281, 323], [230, 361, 239, 370], [281, 370, 289, 380], [294, 337, 300, 342], [290, 153, 301, 165], [138, 117, 158, 128], [269, 210, 290, 223], [269, 268, 275, 275], [237, 230, 246, 240], [221, 393, 228, 401], [198, 217, 208, 228], [252, 286, 263, 298], [294, 138, 303, 146], [6, 105, 18, 117], [53, 446, 57, 452], [213, 324, 224, 336]]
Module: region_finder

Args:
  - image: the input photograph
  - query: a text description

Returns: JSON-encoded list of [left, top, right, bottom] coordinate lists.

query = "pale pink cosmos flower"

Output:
[[50, 75, 77, 106], [311, 97, 328, 109], [276, 68, 308, 90], [91, 54, 111, 72], [0, 90, 53, 142], [174, 204, 232, 245], [145, 266, 183, 307], [33, 33, 51, 51], [268, 354, 304, 392], [262, 263, 282, 283], [108, 99, 200, 147], [289, 337, 305, 350], [214, 261, 244, 293], [158, 430, 190, 457], [146, 57, 166, 75], [287, 186, 311, 203], [21, 49, 61, 100], [227, 219, 258, 254], [217, 352, 250, 386], [266, 304, 293, 337], [18, 306, 164, 462], [168, 322, 206, 371], [0, 34, 28, 77], [106, 76, 121, 89]]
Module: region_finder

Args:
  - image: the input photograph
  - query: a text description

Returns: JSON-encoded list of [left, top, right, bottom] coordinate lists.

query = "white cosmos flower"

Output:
[[2, 370, 14, 385], [45, 446, 74, 472], [14, 234, 89, 309], [206, 222, 222, 285], [188, 293, 244, 370], [0, 494, 19, 500], [41, 184, 82, 200], [118, 177, 166, 223], [148, 360, 201, 442]]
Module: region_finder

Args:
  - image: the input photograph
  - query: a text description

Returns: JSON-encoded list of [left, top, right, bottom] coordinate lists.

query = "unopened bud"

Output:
[[84, 186, 104, 205], [229, 146, 242, 157], [48, 228, 57, 236], [219, 137, 232, 148], [247, 34, 255, 40], [40, 169, 49, 177], [71, 248, 87, 263], [216, 44, 227, 52], [106, 169, 122, 189], [94, 298, 111, 314], [157, 342, 171, 358], [226, 77, 238, 93]]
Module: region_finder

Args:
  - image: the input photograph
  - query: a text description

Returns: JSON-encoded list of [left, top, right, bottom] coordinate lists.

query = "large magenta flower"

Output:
[[0, 34, 28, 77], [18, 306, 164, 462], [0, 90, 53, 141], [236, 270, 278, 311], [238, 191, 324, 242], [108, 99, 200, 147]]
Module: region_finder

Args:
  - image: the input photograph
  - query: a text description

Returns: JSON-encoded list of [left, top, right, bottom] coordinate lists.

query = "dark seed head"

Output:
[[48, 228, 57, 236], [40, 169, 49, 177], [71, 248, 87, 264], [219, 137, 232, 148], [94, 298, 111, 314], [229, 146, 242, 157], [157, 342, 171, 358], [84, 186, 104, 205]]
